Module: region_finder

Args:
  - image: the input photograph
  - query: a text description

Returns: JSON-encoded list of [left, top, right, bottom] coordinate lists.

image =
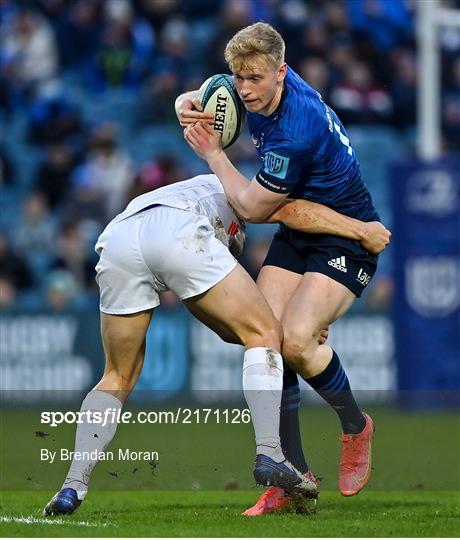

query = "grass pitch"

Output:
[[1, 490, 459, 537]]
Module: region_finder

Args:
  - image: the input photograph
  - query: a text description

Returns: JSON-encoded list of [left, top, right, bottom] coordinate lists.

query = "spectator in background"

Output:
[[296, 18, 330, 63], [43, 269, 81, 312], [324, 0, 350, 37], [0, 8, 59, 106], [87, 0, 154, 92], [327, 35, 356, 86], [0, 275, 17, 309], [389, 48, 417, 129], [14, 192, 55, 256], [35, 142, 75, 209], [28, 87, 83, 145], [330, 60, 392, 124], [346, 0, 414, 52], [274, 0, 309, 54], [13, 192, 56, 288], [134, 0, 178, 35], [126, 153, 188, 202], [0, 232, 34, 292], [0, 144, 15, 186], [298, 56, 330, 98], [50, 221, 97, 295], [62, 164, 107, 227], [142, 17, 192, 123], [205, 0, 252, 74], [56, 0, 103, 71], [69, 123, 135, 220]]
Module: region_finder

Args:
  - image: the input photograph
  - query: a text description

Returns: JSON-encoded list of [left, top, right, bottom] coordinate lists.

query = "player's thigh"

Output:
[[184, 263, 282, 350], [257, 230, 305, 319], [186, 302, 242, 345], [100, 309, 153, 376], [282, 272, 356, 348], [257, 265, 302, 320]]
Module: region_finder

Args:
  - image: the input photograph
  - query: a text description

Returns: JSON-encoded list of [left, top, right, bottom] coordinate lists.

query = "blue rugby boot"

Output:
[[43, 488, 82, 516], [253, 454, 312, 493]]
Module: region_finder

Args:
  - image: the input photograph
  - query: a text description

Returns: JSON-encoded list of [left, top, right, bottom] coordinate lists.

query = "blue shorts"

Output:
[[262, 225, 378, 298]]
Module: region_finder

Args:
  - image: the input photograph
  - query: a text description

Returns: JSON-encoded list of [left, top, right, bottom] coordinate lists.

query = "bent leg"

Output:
[[185, 265, 288, 463], [281, 272, 365, 432], [257, 266, 310, 474], [281, 272, 355, 378]]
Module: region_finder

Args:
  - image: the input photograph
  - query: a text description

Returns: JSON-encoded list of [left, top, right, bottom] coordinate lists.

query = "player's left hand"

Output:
[[184, 122, 222, 161], [318, 327, 329, 345], [361, 221, 391, 254]]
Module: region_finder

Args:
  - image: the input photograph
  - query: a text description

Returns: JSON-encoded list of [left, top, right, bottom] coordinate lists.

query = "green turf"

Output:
[[1, 490, 459, 537]]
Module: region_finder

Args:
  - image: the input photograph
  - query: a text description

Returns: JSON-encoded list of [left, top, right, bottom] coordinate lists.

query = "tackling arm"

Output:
[[267, 199, 391, 254]]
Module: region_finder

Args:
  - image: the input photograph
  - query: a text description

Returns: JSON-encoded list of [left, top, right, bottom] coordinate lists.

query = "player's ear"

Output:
[[277, 63, 287, 83]]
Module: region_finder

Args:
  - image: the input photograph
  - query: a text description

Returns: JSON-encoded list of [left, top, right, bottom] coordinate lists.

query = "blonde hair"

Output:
[[224, 22, 285, 72]]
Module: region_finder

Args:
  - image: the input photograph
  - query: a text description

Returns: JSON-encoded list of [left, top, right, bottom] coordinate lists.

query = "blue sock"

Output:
[[305, 351, 365, 434], [279, 366, 309, 473]]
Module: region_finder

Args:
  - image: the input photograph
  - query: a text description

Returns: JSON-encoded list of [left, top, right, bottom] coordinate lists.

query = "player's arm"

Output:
[[184, 123, 391, 253], [268, 199, 391, 254], [175, 90, 214, 127], [185, 122, 287, 221]]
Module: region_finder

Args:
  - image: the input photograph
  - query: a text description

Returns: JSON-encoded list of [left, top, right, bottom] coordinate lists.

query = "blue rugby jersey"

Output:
[[247, 66, 379, 222]]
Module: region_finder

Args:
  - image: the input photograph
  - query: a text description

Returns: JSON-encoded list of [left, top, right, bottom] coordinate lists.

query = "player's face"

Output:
[[233, 62, 287, 116]]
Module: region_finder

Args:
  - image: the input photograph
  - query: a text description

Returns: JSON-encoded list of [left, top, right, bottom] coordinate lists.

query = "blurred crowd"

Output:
[[1, 0, 459, 312]]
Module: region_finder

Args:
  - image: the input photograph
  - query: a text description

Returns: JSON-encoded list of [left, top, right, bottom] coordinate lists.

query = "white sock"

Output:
[[62, 390, 122, 500], [242, 347, 285, 463]]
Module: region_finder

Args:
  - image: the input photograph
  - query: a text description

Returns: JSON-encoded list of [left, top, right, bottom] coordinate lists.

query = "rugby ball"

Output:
[[199, 74, 245, 149]]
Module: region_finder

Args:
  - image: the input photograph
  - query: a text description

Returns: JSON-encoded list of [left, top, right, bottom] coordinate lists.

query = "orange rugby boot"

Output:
[[242, 471, 318, 516], [338, 412, 374, 496]]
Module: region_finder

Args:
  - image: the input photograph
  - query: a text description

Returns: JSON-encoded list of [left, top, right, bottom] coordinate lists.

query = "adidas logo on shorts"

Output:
[[328, 256, 347, 273]]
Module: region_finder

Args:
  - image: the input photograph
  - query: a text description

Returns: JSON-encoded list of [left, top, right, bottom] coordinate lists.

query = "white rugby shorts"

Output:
[[95, 205, 237, 314]]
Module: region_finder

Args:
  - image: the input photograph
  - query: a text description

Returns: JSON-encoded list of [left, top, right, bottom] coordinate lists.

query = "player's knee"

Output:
[[282, 329, 318, 371]]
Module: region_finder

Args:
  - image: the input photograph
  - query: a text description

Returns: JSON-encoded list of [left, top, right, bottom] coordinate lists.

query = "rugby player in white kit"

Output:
[[44, 173, 390, 516]]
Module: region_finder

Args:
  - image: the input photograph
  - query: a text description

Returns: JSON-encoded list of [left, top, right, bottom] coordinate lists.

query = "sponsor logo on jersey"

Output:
[[356, 267, 371, 286], [263, 151, 290, 180], [256, 172, 289, 192], [328, 256, 347, 273]]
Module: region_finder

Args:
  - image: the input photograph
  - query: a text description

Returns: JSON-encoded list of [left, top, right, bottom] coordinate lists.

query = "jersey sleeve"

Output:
[[255, 139, 312, 195]]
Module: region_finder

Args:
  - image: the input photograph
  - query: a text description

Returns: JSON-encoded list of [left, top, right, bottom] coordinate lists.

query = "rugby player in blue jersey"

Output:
[[177, 22, 391, 515]]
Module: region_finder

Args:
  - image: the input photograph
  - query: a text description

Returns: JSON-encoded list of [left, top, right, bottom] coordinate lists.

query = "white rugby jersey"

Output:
[[110, 174, 246, 256]]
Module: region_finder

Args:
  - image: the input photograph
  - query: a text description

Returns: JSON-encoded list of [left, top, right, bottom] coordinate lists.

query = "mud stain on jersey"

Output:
[[195, 231, 205, 253], [212, 216, 228, 245]]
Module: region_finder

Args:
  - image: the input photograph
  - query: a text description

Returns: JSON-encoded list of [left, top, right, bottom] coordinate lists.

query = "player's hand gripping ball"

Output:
[[199, 74, 245, 149]]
